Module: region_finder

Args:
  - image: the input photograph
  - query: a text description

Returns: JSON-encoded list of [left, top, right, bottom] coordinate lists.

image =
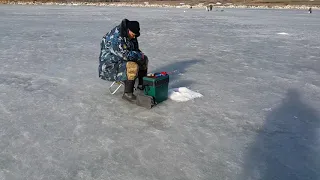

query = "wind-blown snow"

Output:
[[168, 87, 203, 102], [0, 5, 319, 180]]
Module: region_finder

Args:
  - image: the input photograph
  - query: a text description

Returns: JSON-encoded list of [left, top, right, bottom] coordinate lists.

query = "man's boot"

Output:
[[137, 70, 147, 90], [122, 80, 136, 103]]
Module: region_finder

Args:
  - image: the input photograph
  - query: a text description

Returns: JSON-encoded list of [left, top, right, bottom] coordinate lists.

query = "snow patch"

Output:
[[277, 32, 289, 35], [168, 87, 203, 102], [263, 108, 272, 112], [305, 83, 320, 92]]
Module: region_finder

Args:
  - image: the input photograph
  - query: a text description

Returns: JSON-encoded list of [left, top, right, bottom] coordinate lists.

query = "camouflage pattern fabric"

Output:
[[98, 19, 146, 81]]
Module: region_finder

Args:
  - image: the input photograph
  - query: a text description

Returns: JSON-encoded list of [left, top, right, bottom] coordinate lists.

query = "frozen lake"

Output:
[[0, 5, 320, 180]]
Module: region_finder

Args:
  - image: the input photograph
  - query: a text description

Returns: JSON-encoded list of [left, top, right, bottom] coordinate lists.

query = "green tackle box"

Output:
[[143, 74, 169, 104]]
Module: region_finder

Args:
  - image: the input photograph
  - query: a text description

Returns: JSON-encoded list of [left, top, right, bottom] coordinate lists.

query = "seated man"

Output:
[[98, 19, 148, 103]]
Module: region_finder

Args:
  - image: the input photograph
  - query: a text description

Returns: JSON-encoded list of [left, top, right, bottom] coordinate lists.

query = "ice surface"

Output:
[[0, 5, 320, 180], [168, 87, 203, 102]]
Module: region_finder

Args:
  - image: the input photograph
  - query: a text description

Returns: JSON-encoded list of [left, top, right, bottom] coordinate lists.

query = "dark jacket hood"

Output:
[[119, 19, 140, 38]]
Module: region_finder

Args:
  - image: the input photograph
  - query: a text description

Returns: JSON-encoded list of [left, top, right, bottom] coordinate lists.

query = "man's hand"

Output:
[[137, 53, 147, 67]]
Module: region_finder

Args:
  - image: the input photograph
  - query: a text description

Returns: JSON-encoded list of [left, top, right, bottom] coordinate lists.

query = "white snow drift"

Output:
[[168, 87, 203, 102]]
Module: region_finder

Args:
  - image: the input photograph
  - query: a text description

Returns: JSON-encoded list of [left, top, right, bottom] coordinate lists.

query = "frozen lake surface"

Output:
[[0, 5, 320, 180]]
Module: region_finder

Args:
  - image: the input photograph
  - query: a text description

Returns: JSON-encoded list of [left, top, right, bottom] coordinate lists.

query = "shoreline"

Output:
[[1, 1, 319, 10]]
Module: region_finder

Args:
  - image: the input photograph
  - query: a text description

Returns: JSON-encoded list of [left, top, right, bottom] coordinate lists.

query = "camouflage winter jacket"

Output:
[[98, 19, 144, 81]]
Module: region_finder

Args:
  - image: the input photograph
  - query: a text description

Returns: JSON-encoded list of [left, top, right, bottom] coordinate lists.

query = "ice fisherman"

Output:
[[98, 19, 148, 103]]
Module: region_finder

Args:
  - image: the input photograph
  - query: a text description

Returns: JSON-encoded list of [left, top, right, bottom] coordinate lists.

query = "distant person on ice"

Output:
[[98, 19, 148, 103]]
